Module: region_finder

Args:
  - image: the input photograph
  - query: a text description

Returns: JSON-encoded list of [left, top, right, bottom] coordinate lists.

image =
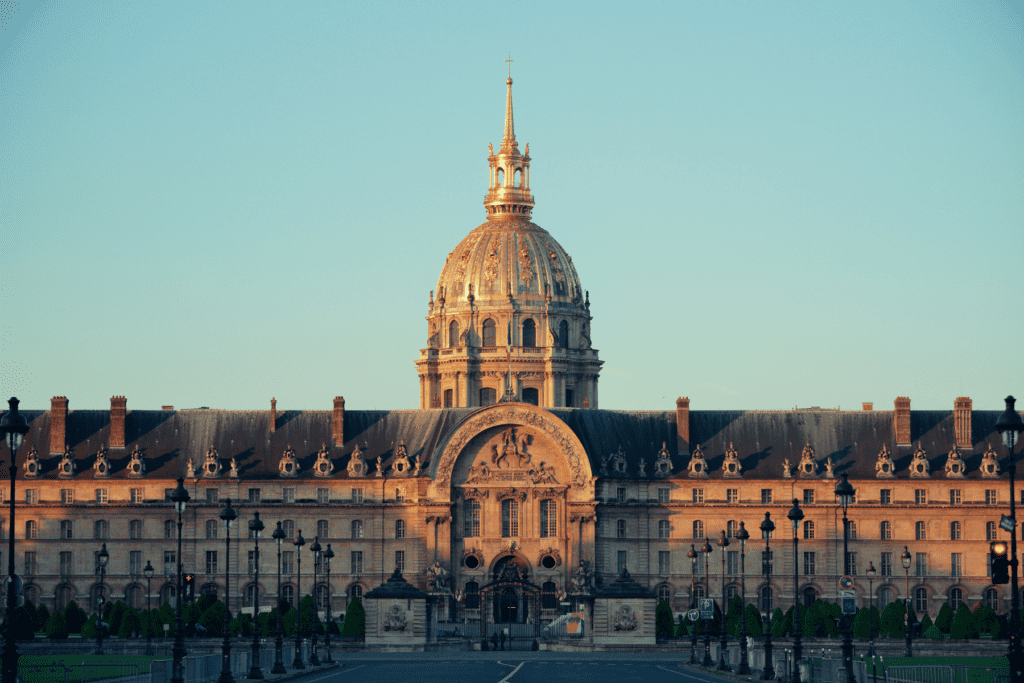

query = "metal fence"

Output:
[[436, 621, 481, 640], [885, 666, 955, 683]]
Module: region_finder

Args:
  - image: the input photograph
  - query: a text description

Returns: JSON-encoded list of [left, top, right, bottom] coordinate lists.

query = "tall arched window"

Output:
[[849, 521, 857, 540], [348, 584, 363, 603], [915, 586, 928, 614], [693, 584, 706, 600], [803, 521, 815, 539], [463, 499, 481, 538], [514, 168, 523, 187], [501, 499, 520, 538], [540, 500, 557, 538], [162, 584, 177, 608], [482, 319, 496, 347], [444, 389, 453, 408], [558, 320, 569, 349], [165, 520, 174, 539], [658, 585, 672, 604], [351, 520, 363, 539], [658, 520, 671, 539], [879, 586, 892, 606], [245, 584, 257, 607], [56, 584, 75, 611], [880, 521, 892, 540], [395, 519, 406, 539], [727, 520, 738, 538], [282, 585, 295, 606], [803, 586, 817, 608], [693, 520, 704, 539], [316, 584, 330, 610], [205, 519, 218, 539], [916, 521, 926, 541], [985, 587, 1000, 610], [616, 519, 626, 539], [522, 319, 536, 347], [761, 586, 773, 612], [94, 520, 109, 540], [449, 320, 460, 348], [950, 521, 962, 541], [496, 168, 504, 187], [950, 587, 964, 611]]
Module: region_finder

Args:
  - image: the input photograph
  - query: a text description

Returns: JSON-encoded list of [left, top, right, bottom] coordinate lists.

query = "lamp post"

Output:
[[270, 522, 287, 675], [996, 395, 1024, 683], [901, 545, 912, 657], [701, 536, 714, 667], [717, 530, 731, 671], [170, 477, 191, 683], [144, 560, 155, 655], [309, 536, 321, 666], [1, 396, 29, 683], [835, 473, 856, 683], [323, 544, 334, 664], [760, 512, 776, 681], [292, 530, 306, 670], [688, 544, 699, 665], [787, 499, 804, 683], [865, 561, 876, 657], [95, 543, 109, 655], [247, 511, 265, 680], [737, 521, 751, 675], [219, 499, 238, 683]]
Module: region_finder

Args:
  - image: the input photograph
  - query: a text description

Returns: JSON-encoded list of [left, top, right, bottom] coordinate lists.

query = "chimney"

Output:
[[862, 403, 873, 412], [50, 396, 69, 455], [676, 396, 691, 455], [894, 396, 911, 446], [110, 396, 127, 449], [333, 396, 345, 447], [270, 398, 277, 433], [954, 396, 972, 449]]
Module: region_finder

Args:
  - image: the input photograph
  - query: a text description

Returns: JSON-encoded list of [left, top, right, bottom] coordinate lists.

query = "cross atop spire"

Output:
[[501, 65, 517, 153], [505, 54, 514, 78]]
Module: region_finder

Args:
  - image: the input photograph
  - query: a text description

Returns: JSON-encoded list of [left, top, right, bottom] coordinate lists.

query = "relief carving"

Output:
[[466, 462, 492, 484], [383, 605, 408, 632], [653, 442, 672, 478], [484, 242, 500, 282], [981, 444, 1000, 478], [202, 445, 222, 479], [945, 446, 965, 478], [391, 439, 413, 477], [495, 488, 527, 502], [874, 444, 894, 478], [908, 442, 930, 478], [528, 461, 558, 485], [721, 442, 742, 478], [537, 547, 561, 567], [613, 604, 639, 632], [278, 445, 299, 478], [687, 444, 708, 478], [518, 240, 534, 289], [798, 442, 817, 477], [313, 443, 334, 478], [347, 444, 368, 478], [492, 427, 532, 469], [126, 445, 145, 479], [609, 446, 627, 476]]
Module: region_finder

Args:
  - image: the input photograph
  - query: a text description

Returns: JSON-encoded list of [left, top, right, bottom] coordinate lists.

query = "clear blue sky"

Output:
[[1, 1, 1022, 412]]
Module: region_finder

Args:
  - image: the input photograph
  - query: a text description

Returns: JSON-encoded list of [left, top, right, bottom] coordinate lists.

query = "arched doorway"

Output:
[[480, 555, 540, 650]]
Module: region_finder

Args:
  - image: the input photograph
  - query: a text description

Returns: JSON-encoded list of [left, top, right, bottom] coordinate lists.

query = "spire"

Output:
[[485, 71, 534, 220], [501, 76, 517, 153]]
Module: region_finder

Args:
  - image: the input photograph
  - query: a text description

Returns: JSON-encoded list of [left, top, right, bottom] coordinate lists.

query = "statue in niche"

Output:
[[875, 444, 895, 478], [908, 442, 930, 478], [93, 446, 110, 478], [347, 445, 367, 478], [798, 442, 817, 477], [278, 444, 299, 478], [58, 445, 76, 479], [313, 443, 334, 478], [391, 439, 413, 477], [185, 457, 196, 479], [202, 445, 223, 478], [722, 442, 742, 478], [782, 458, 792, 479], [610, 446, 628, 476], [127, 445, 145, 478], [945, 446, 965, 478], [981, 444, 1000, 478], [383, 605, 408, 632], [687, 444, 708, 478], [825, 457, 835, 479], [637, 458, 648, 478], [228, 457, 239, 478], [23, 447, 40, 478]]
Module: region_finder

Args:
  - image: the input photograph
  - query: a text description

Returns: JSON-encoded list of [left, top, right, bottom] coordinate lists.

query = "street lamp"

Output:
[[292, 530, 306, 670], [996, 395, 1024, 683], [901, 545, 912, 657], [323, 544, 334, 664], [865, 561, 876, 657], [701, 536, 714, 667], [309, 536, 322, 666], [787, 499, 804, 683], [760, 511, 776, 681], [270, 522, 287, 675], [170, 477, 191, 683], [246, 511, 265, 680], [144, 560, 155, 655], [219, 499, 238, 683], [688, 544, 699, 665], [0, 396, 29, 683], [737, 521, 751, 675], [95, 543, 109, 655], [835, 473, 856, 683], [717, 530, 731, 671]]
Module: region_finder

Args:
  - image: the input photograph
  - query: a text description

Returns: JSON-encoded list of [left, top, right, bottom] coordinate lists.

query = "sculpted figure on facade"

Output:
[[127, 445, 145, 478], [782, 457, 792, 478], [798, 441, 817, 477], [185, 457, 196, 479], [875, 444, 895, 478], [909, 442, 930, 478], [466, 461, 491, 484], [570, 560, 593, 594], [529, 461, 558, 485], [383, 605, 408, 632], [722, 442, 742, 478], [613, 604, 639, 632], [391, 439, 413, 477], [687, 444, 708, 478], [825, 457, 835, 479], [347, 445, 367, 478], [945, 446, 965, 478], [313, 443, 334, 478], [202, 446, 223, 478], [93, 446, 111, 478], [981, 444, 1001, 478], [278, 444, 299, 478], [653, 442, 672, 478], [637, 458, 648, 478], [610, 446, 628, 476], [426, 560, 451, 593], [228, 457, 239, 478], [375, 455, 385, 478], [58, 445, 76, 479], [23, 447, 40, 478]]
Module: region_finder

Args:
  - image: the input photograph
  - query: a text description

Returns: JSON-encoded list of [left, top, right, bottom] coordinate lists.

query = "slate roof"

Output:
[[9, 406, 1009, 482], [364, 568, 430, 600]]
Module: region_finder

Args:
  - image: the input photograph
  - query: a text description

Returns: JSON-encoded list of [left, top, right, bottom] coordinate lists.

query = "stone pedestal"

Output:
[[591, 568, 656, 646], [365, 568, 430, 649]]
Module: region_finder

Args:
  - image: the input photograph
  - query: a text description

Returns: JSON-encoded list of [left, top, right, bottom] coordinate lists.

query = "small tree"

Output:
[[920, 613, 934, 634], [771, 607, 788, 637], [744, 604, 763, 637], [35, 604, 51, 633], [924, 625, 943, 639], [852, 607, 871, 638], [81, 614, 99, 639], [340, 597, 365, 636], [655, 600, 674, 638], [44, 610, 68, 640], [950, 602, 977, 639], [880, 600, 905, 638], [119, 609, 141, 639], [65, 601, 88, 634], [935, 603, 954, 633]]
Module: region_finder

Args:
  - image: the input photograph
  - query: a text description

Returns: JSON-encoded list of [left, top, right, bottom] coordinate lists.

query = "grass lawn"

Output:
[[857, 655, 1008, 683], [18, 655, 161, 683]]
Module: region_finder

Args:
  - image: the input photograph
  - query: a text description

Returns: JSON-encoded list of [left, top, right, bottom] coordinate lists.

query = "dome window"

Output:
[[522, 319, 536, 347], [558, 320, 569, 349], [449, 320, 460, 348], [482, 319, 496, 347]]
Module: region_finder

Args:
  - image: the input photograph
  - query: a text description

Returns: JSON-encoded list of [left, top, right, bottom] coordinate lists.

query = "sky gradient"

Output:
[[1, 1, 1022, 412]]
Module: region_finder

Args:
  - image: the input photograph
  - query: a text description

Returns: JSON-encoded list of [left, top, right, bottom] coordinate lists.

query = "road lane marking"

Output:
[[299, 663, 366, 681], [497, 661, 525, 682]]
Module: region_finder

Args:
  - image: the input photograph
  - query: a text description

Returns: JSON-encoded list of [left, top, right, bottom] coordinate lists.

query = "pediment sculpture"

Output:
[[687, 444, 708, 478], [58, 445, 76, 479], [313, 443, 334, 478], [908, 442, 929, 478], [278, 444, 299, 478], [613, 604, 639, 632], [981, 444, 1000, 478], [875, 444, 895, 478], [653, 442, 672, 478], [391, 439, 413, 477], [722, 442, 742, 478], [347, 445, 367, 478], [466, 461, 492, 484], [944, 446, 965, 478], [609, 446, 628, 476], [798, 442, 817, 477], [202, 446, 223, 478], [127, 445, 146, 478], [383, 605, 408, 632], [528, 461, 558, 485], [492, 428, 532, 469], [23, 447, 40, 478], [93, 446, 111, 478]]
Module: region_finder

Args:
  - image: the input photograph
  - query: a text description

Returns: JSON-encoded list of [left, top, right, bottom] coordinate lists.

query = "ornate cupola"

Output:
[[484, 77, 534, 220]]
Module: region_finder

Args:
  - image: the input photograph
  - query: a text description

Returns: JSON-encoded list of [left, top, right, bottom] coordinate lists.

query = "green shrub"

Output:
[[770, 607, 788, 637], [198, 600, 226, 637], [340, 597, 365, 636], [920, 614, 934, 633], [35, 604, 50, 632], [744, 604, 763, 637], [64, 601, 87, 634], [655, 600, 674, 638], [950, 603, 977, 639], [108, 601, 127, 637], [880, 601, 905, 638], [924, 625, 943, 639], [44, 610, 68, 640], [935, 603, 954, 633], [118, 609, 141, 638], [81, 614, 98, 639]]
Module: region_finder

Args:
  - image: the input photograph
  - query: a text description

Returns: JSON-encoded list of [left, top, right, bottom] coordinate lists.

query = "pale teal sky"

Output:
[[1, 1, 1022, 412]]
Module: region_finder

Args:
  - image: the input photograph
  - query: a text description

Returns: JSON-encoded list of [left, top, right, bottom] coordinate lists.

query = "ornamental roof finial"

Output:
[[501, 56, 517, 154]]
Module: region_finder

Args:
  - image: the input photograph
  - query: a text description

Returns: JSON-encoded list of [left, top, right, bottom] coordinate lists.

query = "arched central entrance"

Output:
[[480, 555, 540, 650]]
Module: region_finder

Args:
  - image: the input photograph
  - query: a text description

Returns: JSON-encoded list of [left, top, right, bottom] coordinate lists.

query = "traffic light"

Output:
[[184, 573, 196, 601], [991, 541, 1010, 584]]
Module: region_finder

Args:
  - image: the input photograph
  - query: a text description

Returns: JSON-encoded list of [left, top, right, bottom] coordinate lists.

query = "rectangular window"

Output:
[[761, 489, 773, 505], [95, 489, 108, 504], [131, 488, 144, 504], [846, 552, 857, 575], [727, 551, 739, 575], [762, 550, 773, 575], [616, 487, 626, 503], [915, 553, 928, 577], [501, 500, 520, 538], [164, 551, 176, 576], [692, 520, 704, 539], [915, 489, 926, 505], [657, 488, 670, 504], [317, 488, 330, 504], [351, 551, 363, 575], [352, 488, 363, 504], [540, 500, 557, 538], [24, 552, 37, 575], [987, 490, 998, 505], [880, 489, 891, 505], [726, 489, 738, 504], [283, 488, 295, 504], [617, 550, 628, 573], [282, 551, 294, 575], [395, 487, 405, 503], [803, 489, 814, 505], [951, 553, 962, 577], [804, 551, 816, 575], [25, 489, 38, 504], [130, 551, 142, 576], [206, 551, 218, 575], [464, 500, 480, 537], [395, 550, 406, 573], [59, 551, 73, 576], [950, 489, 961, 505], [881, 552, 892, 577], [61, 489, 74, 504], [692, 489, 704, 504], [130, 520, 143, 539], [803, 520, 815, 539], [658, 551, 671, 575], [248, 550, 257, 575], [248, 488, 261, 504], [206, 489, 218, 504], [164, 488, 174, 501]]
